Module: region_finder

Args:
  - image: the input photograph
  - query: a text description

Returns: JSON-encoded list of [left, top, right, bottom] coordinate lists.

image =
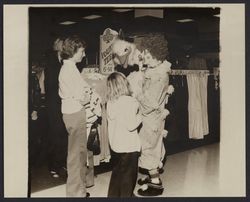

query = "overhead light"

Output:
[[176, 19, 194, 23], [135, 9, 163, 18], [113, 9, 133, 12], [82, 15, 102, 20], [59, 21, 77, 25]]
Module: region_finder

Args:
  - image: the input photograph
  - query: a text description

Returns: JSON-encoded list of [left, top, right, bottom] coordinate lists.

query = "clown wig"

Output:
[[138, 33, 169, 62]]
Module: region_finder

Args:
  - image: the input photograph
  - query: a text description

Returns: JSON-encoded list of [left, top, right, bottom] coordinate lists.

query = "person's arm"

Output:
[[31, 73, 41, 120], [125, 98, 142, 132]]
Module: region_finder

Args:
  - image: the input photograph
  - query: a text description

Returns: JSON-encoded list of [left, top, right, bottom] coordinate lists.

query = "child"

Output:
[[83, 86, 102, 136], [106, 72, 142, 197]]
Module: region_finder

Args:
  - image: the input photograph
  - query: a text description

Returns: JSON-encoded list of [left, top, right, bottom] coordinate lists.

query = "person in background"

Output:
[[29, 62, 43, 165], [58, 35, 91, 197], [30, 62, 42, 121], [106, 72, 142, 197], [44, 37, 68, 177]]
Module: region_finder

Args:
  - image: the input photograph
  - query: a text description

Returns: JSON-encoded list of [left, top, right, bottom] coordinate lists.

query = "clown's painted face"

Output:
[[142, 49, 161, 68]]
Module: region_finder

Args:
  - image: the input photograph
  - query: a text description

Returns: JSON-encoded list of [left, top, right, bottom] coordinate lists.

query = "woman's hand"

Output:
[[31, 111, 38, 120]]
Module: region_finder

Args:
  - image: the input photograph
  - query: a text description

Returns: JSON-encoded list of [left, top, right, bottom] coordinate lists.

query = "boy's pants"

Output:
[[63, 109, 89, 197]]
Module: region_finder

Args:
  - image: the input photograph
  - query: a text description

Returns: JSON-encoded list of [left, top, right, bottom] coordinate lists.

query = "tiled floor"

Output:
[[31, 143, 223, 197]]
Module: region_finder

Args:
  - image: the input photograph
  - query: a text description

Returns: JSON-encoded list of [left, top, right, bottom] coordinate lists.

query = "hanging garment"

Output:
[[199, 74, 209, 136], [187, 74, 209, 139]]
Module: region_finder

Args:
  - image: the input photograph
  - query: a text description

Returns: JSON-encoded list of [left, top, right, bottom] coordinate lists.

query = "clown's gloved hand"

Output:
[[162, 129, 168, 138], [161, 109, 170, 120], [165, 85, 175, 104]]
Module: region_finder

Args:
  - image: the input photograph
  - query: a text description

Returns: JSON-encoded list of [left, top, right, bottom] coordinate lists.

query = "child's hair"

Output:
[[60, 35, 87, 60], [106, 72, 132, 101]]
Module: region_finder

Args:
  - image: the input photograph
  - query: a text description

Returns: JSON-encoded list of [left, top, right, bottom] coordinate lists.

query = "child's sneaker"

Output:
[[50, 170, 59, 178]]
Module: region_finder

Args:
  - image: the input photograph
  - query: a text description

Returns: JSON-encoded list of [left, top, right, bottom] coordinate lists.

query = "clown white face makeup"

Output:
[[142, 49, 162, 68]]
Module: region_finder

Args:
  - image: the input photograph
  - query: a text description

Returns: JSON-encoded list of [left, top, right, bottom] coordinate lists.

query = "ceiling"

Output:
[[29, 7, 220, 63]]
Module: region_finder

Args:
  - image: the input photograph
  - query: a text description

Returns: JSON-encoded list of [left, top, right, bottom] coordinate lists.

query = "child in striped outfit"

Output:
[[82, 85, 102, 137]]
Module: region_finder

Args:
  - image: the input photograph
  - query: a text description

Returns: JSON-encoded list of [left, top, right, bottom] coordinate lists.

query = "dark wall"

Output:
[[29, 7, 220, 67]]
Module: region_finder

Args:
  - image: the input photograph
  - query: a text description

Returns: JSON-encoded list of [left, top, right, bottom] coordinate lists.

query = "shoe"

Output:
[[139, 167, 164, 175], [85, 192, 90, 198], [52, 173, 59, 178], [50, 170, 57, 174], [50, 170, 59, 178], [138, 177, 151, 185], [138, 177, 163, 186], [137, 183, 164, 196], [158, 167, 164, 174]]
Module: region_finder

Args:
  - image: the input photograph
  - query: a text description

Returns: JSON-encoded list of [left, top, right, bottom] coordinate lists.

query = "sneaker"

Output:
[[138, 177, 163, 186], [138, 177, 151, 185], [139, 167, 164, 175], [50, 170, 59, 178], [137, 183, 164, 196], [158, 167, 164, 174]]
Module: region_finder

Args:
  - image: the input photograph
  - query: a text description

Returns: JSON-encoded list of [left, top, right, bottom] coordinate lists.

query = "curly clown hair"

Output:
[[137, 33, 169, 62]]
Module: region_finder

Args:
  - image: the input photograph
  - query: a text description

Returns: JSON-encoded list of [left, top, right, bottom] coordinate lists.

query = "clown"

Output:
[[112, 33, 174, 196]]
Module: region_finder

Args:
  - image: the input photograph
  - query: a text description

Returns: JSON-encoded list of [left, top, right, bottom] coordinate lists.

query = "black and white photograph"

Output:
[[3, 3, 246, 198]]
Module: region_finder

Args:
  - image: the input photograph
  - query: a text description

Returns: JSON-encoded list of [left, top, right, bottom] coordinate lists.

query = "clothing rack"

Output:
[[169, 68, 220, 90], [169, 69, 219, 76]]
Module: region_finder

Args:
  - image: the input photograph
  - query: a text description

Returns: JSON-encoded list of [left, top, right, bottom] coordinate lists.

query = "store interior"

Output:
[[29, 7, 221, 196]]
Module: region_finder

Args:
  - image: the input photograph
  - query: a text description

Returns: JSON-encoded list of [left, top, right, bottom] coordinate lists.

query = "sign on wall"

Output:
[[99, 28, 118, 74]]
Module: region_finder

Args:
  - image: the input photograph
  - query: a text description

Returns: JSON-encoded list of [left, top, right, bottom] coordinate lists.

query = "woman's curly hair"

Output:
[[138, 33, 169, 62]]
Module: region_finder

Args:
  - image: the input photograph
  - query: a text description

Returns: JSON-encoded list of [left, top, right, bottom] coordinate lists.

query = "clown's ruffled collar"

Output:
[[145, 60, 172, 76]]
